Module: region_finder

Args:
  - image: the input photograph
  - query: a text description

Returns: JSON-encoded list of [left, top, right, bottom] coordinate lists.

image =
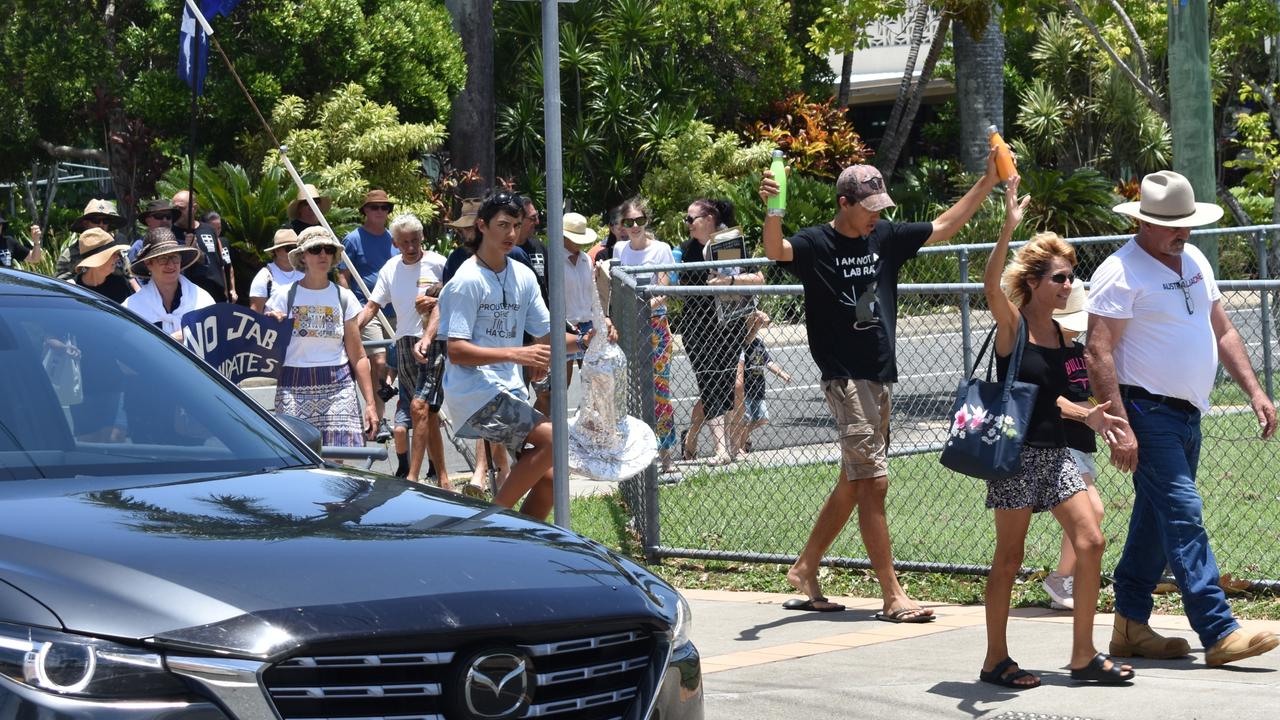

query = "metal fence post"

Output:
[[959, 249, 973, 376], [611, 269, 659, 558], [1258, 231, 1274, 399]]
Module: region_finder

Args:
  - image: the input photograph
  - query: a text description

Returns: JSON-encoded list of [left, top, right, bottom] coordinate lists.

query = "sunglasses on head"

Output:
[[684, 213, 710, 225], [621, 216, 648, 229], [306, 245, 337, 256], [1046, 272, 1076, 284]]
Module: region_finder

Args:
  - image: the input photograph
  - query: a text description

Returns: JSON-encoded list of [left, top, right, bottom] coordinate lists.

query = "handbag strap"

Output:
[[1001, 315, 1030, 401]]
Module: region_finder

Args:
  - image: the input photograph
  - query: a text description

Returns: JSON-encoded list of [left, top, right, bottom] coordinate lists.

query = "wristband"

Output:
[[575, 333, 587, 354]]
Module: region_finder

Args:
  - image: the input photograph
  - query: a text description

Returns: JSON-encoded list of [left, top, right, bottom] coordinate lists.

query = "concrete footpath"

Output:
[[684, 589, 1280, 720]]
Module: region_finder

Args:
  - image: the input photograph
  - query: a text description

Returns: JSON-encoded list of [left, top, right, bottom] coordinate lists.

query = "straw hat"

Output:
[[1113, 171, 1223, 228], [562, 212, 598, 246], [286, 184, 333, 221], [1052, 283, 1088, 334], [72, 199, 125, 231], [74, 228, 132, 271], [266, 228, 299, 253], [288, 226, 344, 271], [445, 197, 482, 229], [131, 230, 201, 276]]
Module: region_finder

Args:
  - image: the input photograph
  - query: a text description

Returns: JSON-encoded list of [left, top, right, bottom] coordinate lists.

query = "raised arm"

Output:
[[984, 176, 1029, 356], [758, 170, 793, 262], [927, 147, 1000, 246]]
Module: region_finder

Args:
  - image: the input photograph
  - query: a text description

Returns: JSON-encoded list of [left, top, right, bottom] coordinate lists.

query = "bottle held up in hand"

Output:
[[987, 124, 1017, 182], [766, 150, 787, 217]]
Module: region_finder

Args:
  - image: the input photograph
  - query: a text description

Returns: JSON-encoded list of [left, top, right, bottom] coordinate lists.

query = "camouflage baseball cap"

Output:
[[836, 164, 895, 212]]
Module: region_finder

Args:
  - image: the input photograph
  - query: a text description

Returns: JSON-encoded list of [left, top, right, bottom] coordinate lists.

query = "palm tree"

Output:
[[952, 2, 1004, 173]]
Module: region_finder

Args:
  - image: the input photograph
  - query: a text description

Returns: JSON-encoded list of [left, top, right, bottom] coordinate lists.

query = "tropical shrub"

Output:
[[262, 84, 446, 222], [745, 93, 872, 180]]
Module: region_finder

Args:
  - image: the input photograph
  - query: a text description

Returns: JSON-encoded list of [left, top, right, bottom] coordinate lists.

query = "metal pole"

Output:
[[1259, 231, 1274, 399], [959, 249, 973, 375], [542, 0, 570, 528]]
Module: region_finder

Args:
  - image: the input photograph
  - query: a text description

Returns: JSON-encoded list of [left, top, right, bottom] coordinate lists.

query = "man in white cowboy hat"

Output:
[[0, 212, 43, 270], [340, 189, 400, 443], [55, 199, 129, 280], [356, 213, 450, 486], [172, 190, 233, 303], [249, 228, 304, 313], [123, 227, 214, 341], [1086, 170, 1278, 667], [287, 183, 333, 236]]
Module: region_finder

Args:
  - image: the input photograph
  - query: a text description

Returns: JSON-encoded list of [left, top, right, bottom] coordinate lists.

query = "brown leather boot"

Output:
[[1206, 629, 1279, 667], [1109, 613, 1192, 659]]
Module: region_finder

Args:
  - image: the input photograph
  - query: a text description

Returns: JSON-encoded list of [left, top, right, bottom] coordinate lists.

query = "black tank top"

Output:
[[996, 320, 1068, 449]]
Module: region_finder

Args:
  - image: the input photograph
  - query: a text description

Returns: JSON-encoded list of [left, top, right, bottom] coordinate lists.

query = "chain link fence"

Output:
[[607, 226, 1280, 586]]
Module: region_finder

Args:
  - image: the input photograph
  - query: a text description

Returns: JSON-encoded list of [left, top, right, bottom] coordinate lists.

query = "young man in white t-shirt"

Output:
[[357, 214, 449, 487], [1087, 170, 1278, 667], [437, 192, 595, 520]]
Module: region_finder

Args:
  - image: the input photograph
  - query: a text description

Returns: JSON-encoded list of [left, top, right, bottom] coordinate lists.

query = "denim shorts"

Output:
[[1068, 447, 1097, 478]]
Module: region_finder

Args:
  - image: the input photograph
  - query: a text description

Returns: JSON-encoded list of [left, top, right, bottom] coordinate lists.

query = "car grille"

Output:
[[262, 627, 658, 720]]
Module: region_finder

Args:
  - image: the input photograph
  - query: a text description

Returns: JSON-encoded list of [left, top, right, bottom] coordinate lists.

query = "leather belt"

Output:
[[1119, 384, 1197, 414]]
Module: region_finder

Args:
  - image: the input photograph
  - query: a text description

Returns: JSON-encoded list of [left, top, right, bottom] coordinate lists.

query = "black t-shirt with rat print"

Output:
[[779, 220, 932, 383]]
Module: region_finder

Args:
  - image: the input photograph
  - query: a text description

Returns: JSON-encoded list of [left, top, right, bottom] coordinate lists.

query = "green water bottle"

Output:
[[766, 150, 786, 216]]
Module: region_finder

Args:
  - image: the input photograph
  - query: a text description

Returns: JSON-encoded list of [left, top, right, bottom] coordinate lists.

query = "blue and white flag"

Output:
[[178, 1, 243, 94]]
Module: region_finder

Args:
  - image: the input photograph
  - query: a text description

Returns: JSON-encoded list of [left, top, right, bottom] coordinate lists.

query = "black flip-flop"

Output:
[[1070, 653, 1135, 684], [979, 657, 1041, 689], [782, 596, 845, 612], [874, 607, 936, 623]]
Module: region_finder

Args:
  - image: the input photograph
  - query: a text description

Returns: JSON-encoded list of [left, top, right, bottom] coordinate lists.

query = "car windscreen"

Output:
[[0, 294, 311, 480]]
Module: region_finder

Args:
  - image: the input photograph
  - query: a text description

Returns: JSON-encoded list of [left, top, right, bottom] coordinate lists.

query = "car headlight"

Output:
[[671, 592, 693, 648], [0, 623, 195, 699]]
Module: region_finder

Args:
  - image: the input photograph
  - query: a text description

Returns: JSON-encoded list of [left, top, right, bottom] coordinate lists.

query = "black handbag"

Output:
[[939, 316, 1039, 481]]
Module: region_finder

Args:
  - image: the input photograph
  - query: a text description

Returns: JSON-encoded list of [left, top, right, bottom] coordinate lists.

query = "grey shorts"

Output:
[[822, 378, 890, 481], [454, 390, 546, 456], [1068, 448, 1097, 479]]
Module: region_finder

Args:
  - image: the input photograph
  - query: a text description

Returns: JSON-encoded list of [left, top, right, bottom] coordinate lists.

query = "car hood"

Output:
[[0, 468, 671, 659]]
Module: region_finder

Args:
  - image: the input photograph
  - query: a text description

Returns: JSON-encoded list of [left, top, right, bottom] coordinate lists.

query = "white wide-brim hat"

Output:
[[1112, 170, 1224, 228], [562, 211, 599, 246], [1052, 283, 1088, 334]]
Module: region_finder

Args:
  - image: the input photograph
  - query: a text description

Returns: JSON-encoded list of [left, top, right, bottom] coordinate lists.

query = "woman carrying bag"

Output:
[[265, 227, 379, 447], [978, 177, 1132, 688]]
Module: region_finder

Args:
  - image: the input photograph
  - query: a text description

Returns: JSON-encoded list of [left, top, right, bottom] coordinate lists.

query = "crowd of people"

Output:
[[10, 157, 1278, 677]]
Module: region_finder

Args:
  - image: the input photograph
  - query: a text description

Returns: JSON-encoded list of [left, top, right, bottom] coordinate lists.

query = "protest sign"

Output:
[[182, 305, 291, 383]]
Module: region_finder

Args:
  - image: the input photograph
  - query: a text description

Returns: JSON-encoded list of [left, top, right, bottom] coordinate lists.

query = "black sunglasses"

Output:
[[306, 246, 337, 256], [365, 203, 393, 212], [1172, 278, 1194, 315], [621, 216, 648, 229], [1047, 272, 1076, 284], [684, 213, 710, 225]]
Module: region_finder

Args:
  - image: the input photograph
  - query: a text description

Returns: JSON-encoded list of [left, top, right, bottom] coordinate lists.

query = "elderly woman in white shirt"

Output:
[[123, 227, 214, 340]]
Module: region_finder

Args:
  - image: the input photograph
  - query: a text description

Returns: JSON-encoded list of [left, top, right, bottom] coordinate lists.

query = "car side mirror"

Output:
[[272, 413, 323, 455]]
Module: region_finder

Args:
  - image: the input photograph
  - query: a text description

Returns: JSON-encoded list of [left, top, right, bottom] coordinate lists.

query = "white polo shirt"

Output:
[[1086, 238, 1220, 410]]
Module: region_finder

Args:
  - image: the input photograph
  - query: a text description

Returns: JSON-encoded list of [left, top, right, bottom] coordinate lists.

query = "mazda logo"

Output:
[[463, 651, 531, 719]]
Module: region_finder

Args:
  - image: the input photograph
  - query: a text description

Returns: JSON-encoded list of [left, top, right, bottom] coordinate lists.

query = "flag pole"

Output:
[[186, 0, 208, 217]]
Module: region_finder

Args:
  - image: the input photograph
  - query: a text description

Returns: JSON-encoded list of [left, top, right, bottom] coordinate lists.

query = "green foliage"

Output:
[[262, 84, 446, 221], [157, 162, 304, 261], [1017, 166, 1127, 238], [1226, 112, 1280, 207], [0, 0, 464, 183], [805, 0, 905, 56], [638, 122, 772, 244], [745, 94, 871, 180]]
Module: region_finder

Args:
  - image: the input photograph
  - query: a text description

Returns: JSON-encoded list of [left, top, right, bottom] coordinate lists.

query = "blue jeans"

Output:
[[1113, 399, 1238, 649]]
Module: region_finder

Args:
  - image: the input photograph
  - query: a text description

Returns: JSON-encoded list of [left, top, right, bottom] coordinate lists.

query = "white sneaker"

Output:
[[1043, 573, 1074, 610]]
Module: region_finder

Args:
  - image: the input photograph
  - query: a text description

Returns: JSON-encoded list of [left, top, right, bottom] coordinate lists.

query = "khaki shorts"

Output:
[[361, 315, 389, 356], [822, 378, 890, 481]]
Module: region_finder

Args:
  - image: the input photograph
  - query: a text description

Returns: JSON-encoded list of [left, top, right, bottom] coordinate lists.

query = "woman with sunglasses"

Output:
[[978, 176, 1133, 688], [678, 198, 762, 465], [265, 227, 380, 447], [613, 197, 678, 472]]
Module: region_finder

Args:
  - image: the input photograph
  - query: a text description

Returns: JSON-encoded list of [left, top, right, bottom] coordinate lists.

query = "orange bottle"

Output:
[[987, 124, 1017, 181]]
